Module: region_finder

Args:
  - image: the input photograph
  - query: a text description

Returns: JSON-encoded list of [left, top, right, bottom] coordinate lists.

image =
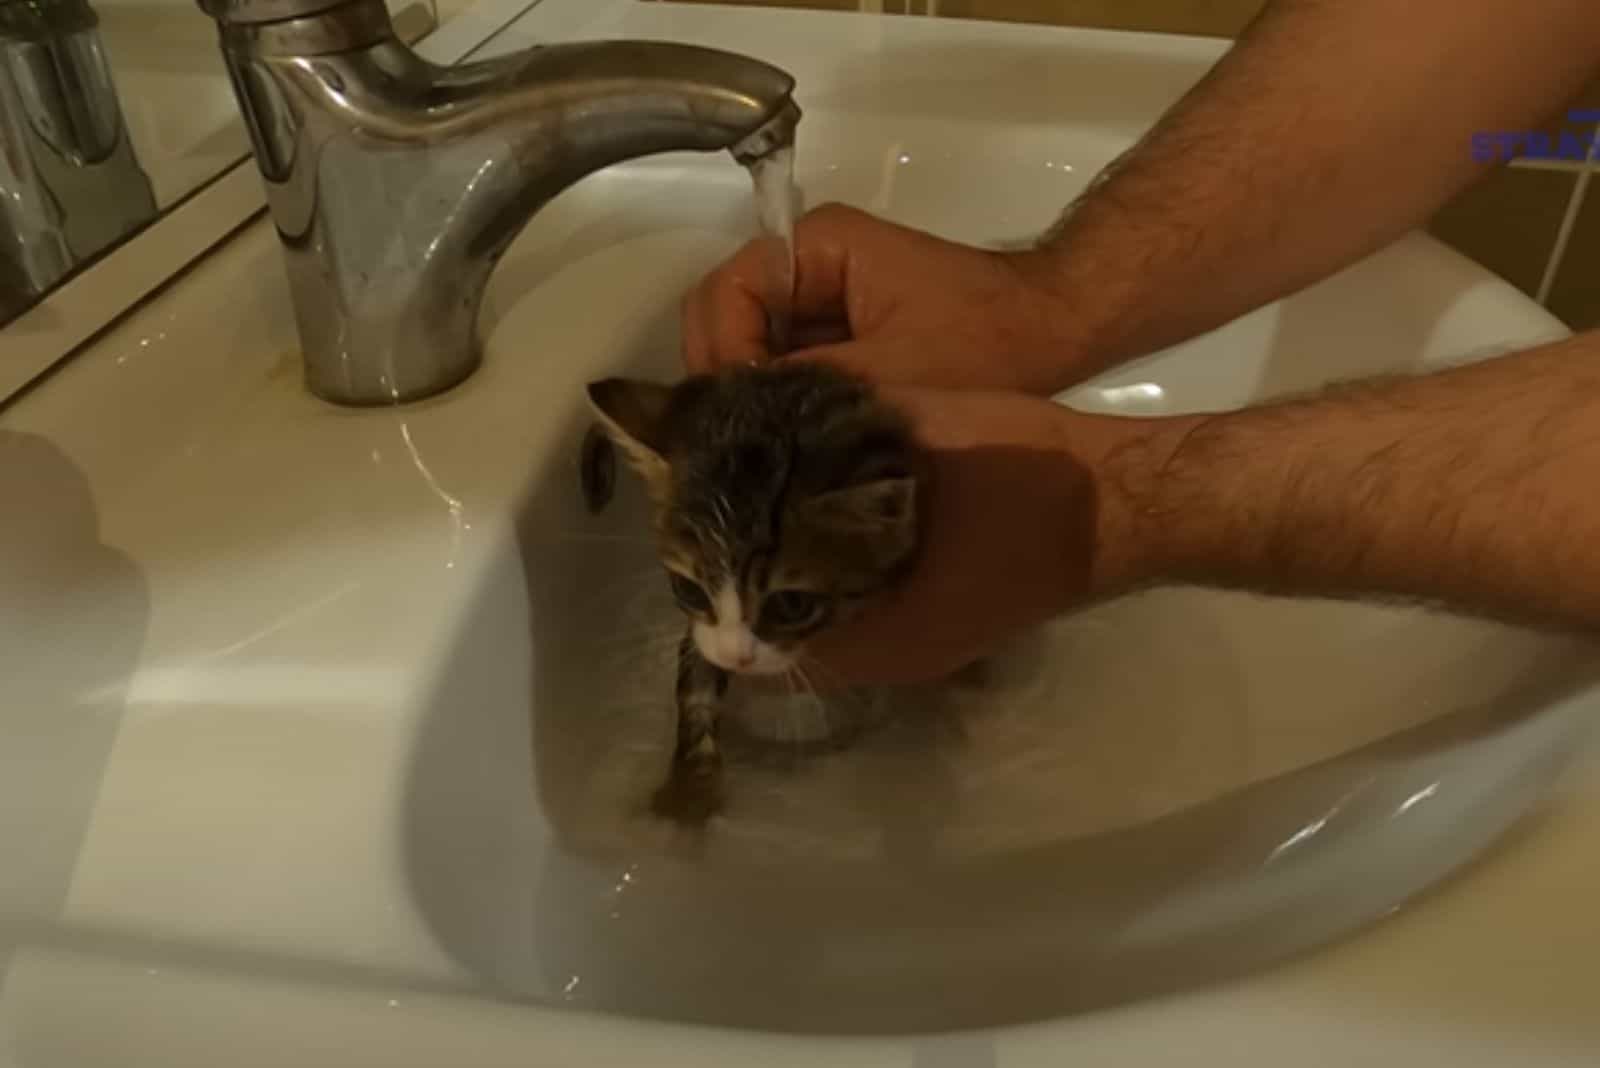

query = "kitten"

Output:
[[586, 362, 928, 822]]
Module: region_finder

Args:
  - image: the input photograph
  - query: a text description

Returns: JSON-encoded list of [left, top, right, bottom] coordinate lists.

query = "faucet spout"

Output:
[[204, 0, 799, 404]]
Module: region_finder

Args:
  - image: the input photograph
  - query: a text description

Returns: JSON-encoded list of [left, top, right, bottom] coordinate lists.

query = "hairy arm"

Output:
[[1109, 330, 1600, 629], [799, 331, 1600, 685], [1025, 0, 1600, 383]]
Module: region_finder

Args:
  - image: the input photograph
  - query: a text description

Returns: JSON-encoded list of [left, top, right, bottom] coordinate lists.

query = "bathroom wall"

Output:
[[661, 0, 1600, 331]]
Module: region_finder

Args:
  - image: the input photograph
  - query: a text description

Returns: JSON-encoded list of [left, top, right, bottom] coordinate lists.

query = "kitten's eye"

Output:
[[760, 590, 825, 631], [668, 572, 711, 614]]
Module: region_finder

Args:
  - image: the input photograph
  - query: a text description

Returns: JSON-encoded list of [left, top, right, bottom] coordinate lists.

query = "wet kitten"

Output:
[[586, 362, 927, 822]]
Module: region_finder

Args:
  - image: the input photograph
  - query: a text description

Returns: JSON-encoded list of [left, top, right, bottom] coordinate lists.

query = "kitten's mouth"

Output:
[[712, 654, 793, 676], [690, 620, 795, 676], [698, 644, 795, 676]]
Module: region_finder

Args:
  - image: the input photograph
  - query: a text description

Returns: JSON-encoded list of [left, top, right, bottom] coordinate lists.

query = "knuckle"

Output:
[[808, 200, 858, 219]]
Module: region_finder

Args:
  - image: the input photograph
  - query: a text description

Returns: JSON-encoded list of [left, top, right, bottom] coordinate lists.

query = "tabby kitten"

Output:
[[586, 362, 927, 821]]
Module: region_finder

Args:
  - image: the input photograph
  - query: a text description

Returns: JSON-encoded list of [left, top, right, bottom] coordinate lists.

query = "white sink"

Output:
[[4, 0, 1599, 1063]]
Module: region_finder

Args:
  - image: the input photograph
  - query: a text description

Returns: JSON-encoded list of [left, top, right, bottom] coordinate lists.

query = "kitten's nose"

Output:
[[721, 640, 757, 670], [710, 628, 759, 671]]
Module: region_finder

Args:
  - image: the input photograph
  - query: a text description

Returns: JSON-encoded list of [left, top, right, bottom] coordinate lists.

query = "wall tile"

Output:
[[1543, 186, 1600, 331], [1509, 78, 1600, 165], [1428, 168, 1579, 302]]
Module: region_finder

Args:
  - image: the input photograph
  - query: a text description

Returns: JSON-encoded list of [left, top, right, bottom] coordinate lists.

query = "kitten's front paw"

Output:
[[650, 762, 724, 826]]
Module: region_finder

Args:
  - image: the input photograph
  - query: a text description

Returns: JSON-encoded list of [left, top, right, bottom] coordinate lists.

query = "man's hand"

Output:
[[681, 204, 1090, 393], [802, 329, 1600, 688], [675, 0, 1600, 684], [685, 0, 1600, 393], [799, 386, 1180, 685]]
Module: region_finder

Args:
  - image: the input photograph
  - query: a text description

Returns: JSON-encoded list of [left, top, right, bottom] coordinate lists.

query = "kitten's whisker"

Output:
[[596, 634, 689, 661], [592, 614, 683, 641], [802, 668, 830, 715], [591, 624, 690, 659], [711, 493, 737, 552], [792, 662, 832, 732], [604, 605, 676, 632], [796, 655, 858, 707], [587, 583, 676, 616], [591, 638, 679, 667], [786, 688, 805, 749], [595, 617, 681, 642], [597, 579, 680, 617], [593, 636, 684, 662], [585, 563, 671, 590]]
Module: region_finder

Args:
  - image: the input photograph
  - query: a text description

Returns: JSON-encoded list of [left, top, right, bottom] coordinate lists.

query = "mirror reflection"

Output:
[[1, 0, 160, 323], [0, 0, 436, 328]]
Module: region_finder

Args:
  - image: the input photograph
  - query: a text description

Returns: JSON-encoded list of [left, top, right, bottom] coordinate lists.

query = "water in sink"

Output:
[[547, 543, 1264, 866], [500, 432, 1596, 1034], [401, 160, 1600, 1036]]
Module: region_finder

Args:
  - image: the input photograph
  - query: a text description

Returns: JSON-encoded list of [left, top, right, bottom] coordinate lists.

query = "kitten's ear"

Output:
[[586, 378, 673, 483], [801, 477, 919, 536]]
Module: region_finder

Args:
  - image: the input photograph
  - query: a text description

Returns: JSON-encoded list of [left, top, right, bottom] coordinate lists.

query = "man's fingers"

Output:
[[789, 321, 852, 349], [682, 202, 873, 371], [785, 203, 858, 321], [682, 254, 769, 371], [679, 284, 713, 373], [789, 336, 955, 388], [793, 334, 1036, 392], [805, 601, 955, 687]]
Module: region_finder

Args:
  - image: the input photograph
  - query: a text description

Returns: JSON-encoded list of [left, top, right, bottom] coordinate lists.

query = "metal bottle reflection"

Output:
[[0, 0, 157, 325]]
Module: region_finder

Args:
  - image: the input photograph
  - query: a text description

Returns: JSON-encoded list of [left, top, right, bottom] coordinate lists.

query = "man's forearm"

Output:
[[1026, 0, 1600, 386], [1125, 330, 1600, 629]]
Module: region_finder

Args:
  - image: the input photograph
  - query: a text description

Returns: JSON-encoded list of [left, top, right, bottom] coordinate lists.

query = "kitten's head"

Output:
[[587, 363, 925, 675]]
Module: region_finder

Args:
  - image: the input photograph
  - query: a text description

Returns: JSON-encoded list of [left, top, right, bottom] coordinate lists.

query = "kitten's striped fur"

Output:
[[587, 362, 927, 821]]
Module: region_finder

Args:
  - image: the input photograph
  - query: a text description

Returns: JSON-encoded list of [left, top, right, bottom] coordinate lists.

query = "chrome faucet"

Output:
[[199, 0, 800, 405]]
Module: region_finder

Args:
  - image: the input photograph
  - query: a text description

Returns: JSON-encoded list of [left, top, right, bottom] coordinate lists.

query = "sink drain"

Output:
[[579, 424, 615, 513]]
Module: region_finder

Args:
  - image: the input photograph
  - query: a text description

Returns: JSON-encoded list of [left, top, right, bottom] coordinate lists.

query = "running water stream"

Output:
[[744, 144, 800, 356]]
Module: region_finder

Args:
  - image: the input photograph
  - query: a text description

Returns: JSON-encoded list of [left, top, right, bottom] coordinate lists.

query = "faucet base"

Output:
[[303, 349, 482, 407]]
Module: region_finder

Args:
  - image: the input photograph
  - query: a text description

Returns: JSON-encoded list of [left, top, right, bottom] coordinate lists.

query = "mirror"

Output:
[[0, 0, 437, 328]]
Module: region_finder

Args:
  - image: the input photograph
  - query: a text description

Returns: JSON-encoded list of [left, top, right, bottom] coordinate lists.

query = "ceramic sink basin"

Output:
[[417, 160, 1600, 1038], [3, 0, 1597, 1062]]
